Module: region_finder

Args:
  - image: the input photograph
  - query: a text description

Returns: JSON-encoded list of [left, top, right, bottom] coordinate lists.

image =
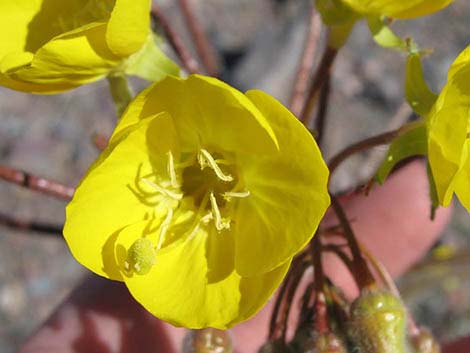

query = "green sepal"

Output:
[[125, 33, 180, 82], [405, 53, 438, 116], [375, 121, 427, 184], [426, 162, 439, 220], [367, 16, 407, 50]]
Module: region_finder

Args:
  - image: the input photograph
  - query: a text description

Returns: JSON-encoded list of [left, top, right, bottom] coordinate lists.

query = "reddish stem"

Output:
[[330, 196, 376, 289], [0, 212, 63, 235], [177, 0, 219, 77], [300, 45, 338, 126], [0, 165, 74, 200], [290, 7, 322, 117], [151, 5, 201, 74]]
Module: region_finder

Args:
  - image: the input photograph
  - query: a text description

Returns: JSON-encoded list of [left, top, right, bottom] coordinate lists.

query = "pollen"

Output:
[[125, 237, 157, 275]]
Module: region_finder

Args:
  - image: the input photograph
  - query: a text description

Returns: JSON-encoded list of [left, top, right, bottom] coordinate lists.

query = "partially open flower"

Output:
[[427, 46, 470, 211], [0, 0, 178, 93], [64, 75, 330, 328], [315, 0, 454, 50], [339, 0, 454, 19]]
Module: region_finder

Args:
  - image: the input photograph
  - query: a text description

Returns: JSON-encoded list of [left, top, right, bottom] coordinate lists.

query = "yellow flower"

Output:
[[427, 46, 470, 211], [0, 0, 178, 93], [63, 75, 330, 328], [340, 0, 454, 19], [315, 0, 453, 49]]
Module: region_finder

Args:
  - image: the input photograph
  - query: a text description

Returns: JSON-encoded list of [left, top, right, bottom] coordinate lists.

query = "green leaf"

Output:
[[405, 54, 438, 116], [367, 16, 406, 50], [375, 121, 427, 183], [125, 34, 180, 82]]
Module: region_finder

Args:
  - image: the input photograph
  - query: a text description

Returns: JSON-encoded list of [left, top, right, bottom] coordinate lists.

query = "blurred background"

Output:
[[1, 0, 469, 352]]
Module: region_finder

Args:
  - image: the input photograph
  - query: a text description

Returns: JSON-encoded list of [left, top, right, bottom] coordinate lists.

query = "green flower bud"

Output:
[[410, 328, 440, 353], [183, 328, 232, 353], [348, 290, 407, 353], [290, 330, 347, 353]]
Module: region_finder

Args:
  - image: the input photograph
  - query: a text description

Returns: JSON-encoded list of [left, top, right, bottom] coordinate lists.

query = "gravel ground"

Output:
[[1, 1, 470, 352]]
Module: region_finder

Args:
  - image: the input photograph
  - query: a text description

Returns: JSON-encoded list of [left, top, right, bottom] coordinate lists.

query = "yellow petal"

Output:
[[112, 75, 279, 154], [233, 90, 330, 276], [0, 0, 113, 56], [115, 221, 290, 329], [2, 22, 119, 93], [64, 112, 178, 279], [392, 0, 454, 19], [452, 140, 470, 211], [342, 0, 453, 19], [448, 46, 470, 80], [106, 0, 151, 57], [427, 48, 470, 208]]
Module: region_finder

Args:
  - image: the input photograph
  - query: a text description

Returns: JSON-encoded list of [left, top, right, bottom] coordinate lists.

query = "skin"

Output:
[[16, 161, 463, 353]]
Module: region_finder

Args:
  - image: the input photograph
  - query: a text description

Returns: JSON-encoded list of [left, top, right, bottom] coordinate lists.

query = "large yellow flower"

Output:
[[0, 0, 178, 93], [428, 46, 470, 211], [63, 75, 330, 328]]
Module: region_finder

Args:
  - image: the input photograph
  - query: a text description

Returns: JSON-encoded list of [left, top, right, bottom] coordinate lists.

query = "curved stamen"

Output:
[[157, 208, 174, 249], [209, 192, 231, 231], [167, 151, 179, 188], [198, 149, 234, 182], [141, 178, 183, 200], [223, 190, 250, 201]]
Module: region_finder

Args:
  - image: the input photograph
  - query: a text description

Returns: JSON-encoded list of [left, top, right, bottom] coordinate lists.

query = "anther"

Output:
[[223, 190, 250, 201], [198, 149, 234, 182], [141, 178, 183, 200], [209, 192, 231, 231], [167, 151, 179, 188]]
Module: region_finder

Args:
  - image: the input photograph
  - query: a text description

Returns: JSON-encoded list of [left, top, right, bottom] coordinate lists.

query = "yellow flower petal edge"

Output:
[[0, 0, 178, 93], [341, 0, 454, 19], [64, 74, 330, 327], [427, 46, 470, 211]]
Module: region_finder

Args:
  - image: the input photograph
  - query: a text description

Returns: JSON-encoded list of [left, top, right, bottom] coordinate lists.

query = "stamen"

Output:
[[198, 149, 234, 182], [187, 223, 201, 241], [141, 178, 183, 200], [209, 192, 231, 231], [156, 208, 174, 250], [167, 151, 179, 188], [223, 190, 250, 201]]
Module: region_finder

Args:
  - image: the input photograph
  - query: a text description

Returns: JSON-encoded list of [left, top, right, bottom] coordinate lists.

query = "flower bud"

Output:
[[348, 290, 407, 353], [290, 330, 347, 353], [183, 328, 232, 353], [410, 328, 440, 353], [258, 340, 292, 353]]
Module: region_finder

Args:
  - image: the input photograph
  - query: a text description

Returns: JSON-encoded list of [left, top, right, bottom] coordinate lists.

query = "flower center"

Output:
[[124, 149, 249, 275]]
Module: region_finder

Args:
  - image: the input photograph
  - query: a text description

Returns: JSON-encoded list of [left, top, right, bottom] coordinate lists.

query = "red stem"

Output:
[[290, 7, 322, 117], [0, 165, 74, 200], [177, 0, 219, 77], [151, 5, 201, 74]]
